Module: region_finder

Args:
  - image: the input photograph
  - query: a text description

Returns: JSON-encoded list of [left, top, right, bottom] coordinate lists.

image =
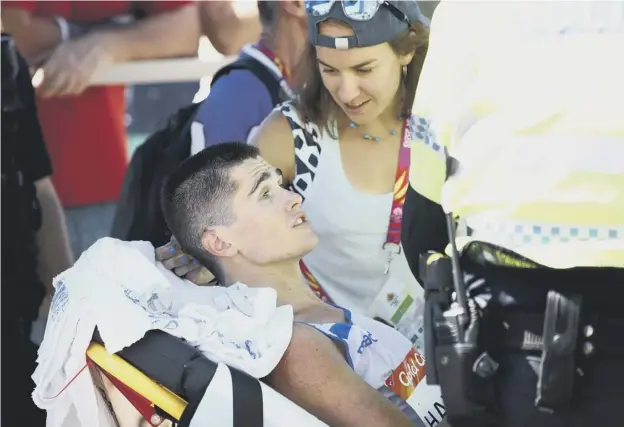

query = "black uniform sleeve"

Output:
[[401, 183, 449, 283], [14, 47, 53, 183]]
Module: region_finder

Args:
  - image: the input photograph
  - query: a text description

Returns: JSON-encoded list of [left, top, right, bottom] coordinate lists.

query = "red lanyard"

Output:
[[255, 42, 289, 83], [300, 119, 412, 303]]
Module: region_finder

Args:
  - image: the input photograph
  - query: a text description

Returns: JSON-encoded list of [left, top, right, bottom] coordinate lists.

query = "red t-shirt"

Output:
[[3, 1, 191, 207]]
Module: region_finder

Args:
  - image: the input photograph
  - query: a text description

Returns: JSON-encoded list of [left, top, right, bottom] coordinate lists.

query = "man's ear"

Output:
[[282, 0, 306, 19], [201, 227, 237, 258]]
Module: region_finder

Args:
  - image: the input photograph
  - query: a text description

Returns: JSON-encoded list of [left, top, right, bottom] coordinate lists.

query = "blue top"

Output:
[[194, 54, 274, 147]]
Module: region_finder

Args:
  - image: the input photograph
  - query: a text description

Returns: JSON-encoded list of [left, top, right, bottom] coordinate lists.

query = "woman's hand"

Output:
[[155, 237, 216, 285]]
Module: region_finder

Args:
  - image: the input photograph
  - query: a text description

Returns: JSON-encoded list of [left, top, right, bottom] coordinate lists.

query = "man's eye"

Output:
[[357, 68, 372, 75], [322, 68, 336, 74], [260, 189, 271, 200]]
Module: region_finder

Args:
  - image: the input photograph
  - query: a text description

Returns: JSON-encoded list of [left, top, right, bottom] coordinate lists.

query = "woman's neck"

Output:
[[338, 110, 404, 140]]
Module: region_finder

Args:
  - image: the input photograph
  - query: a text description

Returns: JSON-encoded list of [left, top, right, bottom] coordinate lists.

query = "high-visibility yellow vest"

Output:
[[410, 1, 624, 268]]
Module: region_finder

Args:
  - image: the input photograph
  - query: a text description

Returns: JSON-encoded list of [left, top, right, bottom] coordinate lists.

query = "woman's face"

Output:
[[315, 20, 412, 125]]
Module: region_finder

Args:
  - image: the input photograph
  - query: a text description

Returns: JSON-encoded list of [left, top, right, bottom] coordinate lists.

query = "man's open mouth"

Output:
[[292, 213, 308, 227]]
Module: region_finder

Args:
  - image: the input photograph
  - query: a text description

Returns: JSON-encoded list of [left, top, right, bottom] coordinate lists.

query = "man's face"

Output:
[[217, 157, 318, 265]]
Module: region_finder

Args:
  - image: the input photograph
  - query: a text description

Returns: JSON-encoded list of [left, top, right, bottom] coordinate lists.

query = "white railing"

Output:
[[89, 56, 233, 86], [86, 36, 234, 104], [87, 35, 234, 86]]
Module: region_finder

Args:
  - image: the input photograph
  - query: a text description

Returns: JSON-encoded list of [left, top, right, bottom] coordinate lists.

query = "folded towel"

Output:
[[33, 237, 293, 427]]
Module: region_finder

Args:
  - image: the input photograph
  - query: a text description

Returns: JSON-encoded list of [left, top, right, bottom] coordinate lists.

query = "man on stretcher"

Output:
[[159, 142, 445, 427]]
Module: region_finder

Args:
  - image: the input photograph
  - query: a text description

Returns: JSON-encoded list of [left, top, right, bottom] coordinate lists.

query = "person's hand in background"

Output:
[[31, 33, 113, 98], [156, 237, 216, 285], [6, 1, 199, 97]]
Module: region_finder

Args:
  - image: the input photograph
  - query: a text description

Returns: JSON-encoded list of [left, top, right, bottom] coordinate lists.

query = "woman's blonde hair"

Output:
[[294, 20, 429, 136]]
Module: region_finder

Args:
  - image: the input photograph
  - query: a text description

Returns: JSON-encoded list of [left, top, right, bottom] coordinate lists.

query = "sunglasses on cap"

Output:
[[305, 0, 411, 25]]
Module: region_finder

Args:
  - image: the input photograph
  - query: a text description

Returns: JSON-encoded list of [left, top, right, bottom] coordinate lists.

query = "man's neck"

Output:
[[258, 20, 304, 83], [224, 260, 322, 313]]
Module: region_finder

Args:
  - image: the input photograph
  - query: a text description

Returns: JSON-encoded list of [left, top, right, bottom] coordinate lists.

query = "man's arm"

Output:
[[1, 5, 62, 62], [14, 2, 199, 97], [198, 0, 261, 55], [98, 2, 199, 63], [267, 324, 413, 427], [2, 2, 199, 64]]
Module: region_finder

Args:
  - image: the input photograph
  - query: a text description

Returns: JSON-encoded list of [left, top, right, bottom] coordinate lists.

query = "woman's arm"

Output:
[[249, 109, 297, 184], [267, 324, 414, 427]]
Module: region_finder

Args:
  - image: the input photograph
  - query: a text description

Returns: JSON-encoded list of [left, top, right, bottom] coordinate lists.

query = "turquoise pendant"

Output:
[[349, 121, 399, 142]]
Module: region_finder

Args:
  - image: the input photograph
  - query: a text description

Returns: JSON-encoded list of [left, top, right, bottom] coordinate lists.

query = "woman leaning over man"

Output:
[[159, 2, 448, 425], [162, 0, 435, 350]]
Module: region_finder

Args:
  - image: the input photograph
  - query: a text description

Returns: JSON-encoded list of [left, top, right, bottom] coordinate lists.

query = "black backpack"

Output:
[[110, 56, 283, 246]]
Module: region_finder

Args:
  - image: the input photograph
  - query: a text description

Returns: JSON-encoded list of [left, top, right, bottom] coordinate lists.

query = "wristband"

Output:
[[53, 16, 70, 42]]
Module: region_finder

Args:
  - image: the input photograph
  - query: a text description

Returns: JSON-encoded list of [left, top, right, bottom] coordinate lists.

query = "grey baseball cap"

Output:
[[307, 1, 430, 50]]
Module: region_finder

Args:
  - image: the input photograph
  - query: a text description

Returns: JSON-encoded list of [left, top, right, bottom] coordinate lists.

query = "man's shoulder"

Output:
[[197, 65, 273, 120], [211, 54, 275, 96], [193, 62, 275, 146]]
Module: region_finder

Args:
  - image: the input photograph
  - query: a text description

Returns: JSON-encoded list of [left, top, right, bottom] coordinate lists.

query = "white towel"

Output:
[[33, 237, 294, 427]]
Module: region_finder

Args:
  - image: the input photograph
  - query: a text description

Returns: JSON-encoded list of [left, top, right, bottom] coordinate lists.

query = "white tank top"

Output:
[[279, 102, 422, 315]]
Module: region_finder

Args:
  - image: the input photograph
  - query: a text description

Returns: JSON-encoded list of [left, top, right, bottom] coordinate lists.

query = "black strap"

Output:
[[178, 364, 264, 427], [211, 56, 283, 107], [501, 311, 624, 355], [231, 367, 264, 427], [93, 329, 218, 403]]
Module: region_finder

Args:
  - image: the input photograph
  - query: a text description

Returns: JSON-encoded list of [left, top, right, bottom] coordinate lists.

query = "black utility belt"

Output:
[[501, 310, 624, 357]]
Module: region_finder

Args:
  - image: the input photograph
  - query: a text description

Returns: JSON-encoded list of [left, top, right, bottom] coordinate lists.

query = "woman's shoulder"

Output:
[[248, 109, 297, 182], [266, 100, 299, 123], [250, 101, 329, 187], [273, 100, 328, 140], [250, 101, 311, 144]]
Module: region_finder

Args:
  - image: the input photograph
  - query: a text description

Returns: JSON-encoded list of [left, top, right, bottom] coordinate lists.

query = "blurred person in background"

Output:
[[1, 34, 74, 427], [198, 0, 263, 56], [2, 1, 200, 258], [194, 0, 308, 149]]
